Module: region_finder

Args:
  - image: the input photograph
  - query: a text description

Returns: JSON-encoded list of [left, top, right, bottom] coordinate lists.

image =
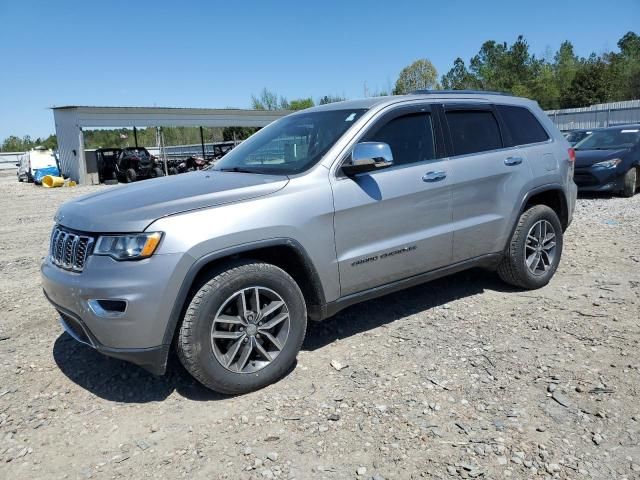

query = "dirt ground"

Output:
[[0, 169, 638, 480]]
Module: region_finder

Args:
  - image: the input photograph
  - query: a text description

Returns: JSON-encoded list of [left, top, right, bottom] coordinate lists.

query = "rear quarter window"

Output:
[[497, 105, 549, 146]]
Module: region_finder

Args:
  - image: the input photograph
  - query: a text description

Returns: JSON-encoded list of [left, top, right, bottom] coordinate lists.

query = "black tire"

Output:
[[497, 205, 563, 289], [153, 167, 164, 178], [169, 167, 179, 176], [125, 168, 137, 183], [177, 260, 307, 394], [621, 167, 637, 198]]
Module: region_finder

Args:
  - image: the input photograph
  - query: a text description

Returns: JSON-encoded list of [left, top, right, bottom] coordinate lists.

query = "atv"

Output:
[[113, 147, 164, 183]]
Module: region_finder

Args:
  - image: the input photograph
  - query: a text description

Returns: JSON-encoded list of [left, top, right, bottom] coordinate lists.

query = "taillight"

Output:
[[568, 148, 576, 163]]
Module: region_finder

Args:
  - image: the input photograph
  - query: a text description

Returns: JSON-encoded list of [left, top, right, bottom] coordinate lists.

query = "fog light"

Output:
[[88, 299, 127, 318]]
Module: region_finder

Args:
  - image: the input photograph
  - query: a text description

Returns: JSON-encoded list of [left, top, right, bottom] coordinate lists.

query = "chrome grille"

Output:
[[50, 226, 94, 272]]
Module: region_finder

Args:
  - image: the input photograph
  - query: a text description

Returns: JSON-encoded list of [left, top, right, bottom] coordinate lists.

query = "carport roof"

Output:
[[51, 105, 291, 128]]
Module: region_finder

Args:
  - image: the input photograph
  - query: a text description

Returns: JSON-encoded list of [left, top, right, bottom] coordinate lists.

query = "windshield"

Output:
[[565, 131, 591, 146], [213, 109, 367, 175], [574, 128, 640, 150], [123, 148, 150, 158]]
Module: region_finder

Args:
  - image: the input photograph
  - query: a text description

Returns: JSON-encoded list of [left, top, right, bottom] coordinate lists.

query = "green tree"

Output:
[[393, 58, 439, 94], [607, 31, 640, 100], [441, 57, 480, 90], [40, 134, 58, 150], [319, 95, 346, 105], [563, 55, 610, 108], [223, 127, 259, 141], [529, 62, 561, 110], [251, 88, 289, 110], [528, 62, 561, 110], [288, 97, 314, 110], [467, 36, 540, 95], [553, 41, 579, 106], [1, 135, 24, 151]]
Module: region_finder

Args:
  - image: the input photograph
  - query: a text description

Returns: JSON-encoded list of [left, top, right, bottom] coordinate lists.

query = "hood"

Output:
[[55, 170, 289, 233], [575, 148, 629, 168]]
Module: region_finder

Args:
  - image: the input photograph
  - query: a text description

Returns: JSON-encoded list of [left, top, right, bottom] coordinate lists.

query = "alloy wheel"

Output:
[[525, 219, 557, 276], [211, 287, 290, 374]]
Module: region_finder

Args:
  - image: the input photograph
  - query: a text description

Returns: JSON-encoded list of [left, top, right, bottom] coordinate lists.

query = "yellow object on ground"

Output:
[[42, 175, 65, 188]]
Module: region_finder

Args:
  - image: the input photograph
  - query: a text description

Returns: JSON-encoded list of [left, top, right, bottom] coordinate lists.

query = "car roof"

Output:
[[303, 92, 537, 114], [598, 124, 640, 131]]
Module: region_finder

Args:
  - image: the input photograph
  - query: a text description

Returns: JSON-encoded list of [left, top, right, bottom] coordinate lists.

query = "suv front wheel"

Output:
[[177, 260, 307, 394], [497, 205, 564, 289]]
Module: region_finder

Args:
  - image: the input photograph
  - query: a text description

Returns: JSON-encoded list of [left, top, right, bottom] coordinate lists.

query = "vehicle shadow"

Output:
[[52, 334, 228, 403], [54, 268, 511, 402], [303, 268, 514, 351], [577, 191, 617, 200]]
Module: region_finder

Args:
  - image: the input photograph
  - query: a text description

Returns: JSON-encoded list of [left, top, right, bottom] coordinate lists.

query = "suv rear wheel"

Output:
[[177, 260, 307, 394], [497, 205, 563, 289]]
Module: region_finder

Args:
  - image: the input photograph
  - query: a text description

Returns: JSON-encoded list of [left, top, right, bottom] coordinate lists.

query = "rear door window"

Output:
[[497, 105, 549, 146], [445, 110, 502, 156]]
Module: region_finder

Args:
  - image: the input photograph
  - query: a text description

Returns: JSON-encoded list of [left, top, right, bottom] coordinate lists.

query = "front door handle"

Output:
[[504, 156, 523, 166], [422, 171, 447, 182]]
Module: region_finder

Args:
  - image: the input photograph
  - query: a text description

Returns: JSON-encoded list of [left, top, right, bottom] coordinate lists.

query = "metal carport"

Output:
[[52, 106, 290, 183]]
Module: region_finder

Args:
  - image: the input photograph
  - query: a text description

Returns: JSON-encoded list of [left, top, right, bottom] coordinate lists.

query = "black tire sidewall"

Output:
[[513, 206, 563, 289], [622, 168, 637, 197], [183, 264, 306, 393], [125, 168, 136, 183]]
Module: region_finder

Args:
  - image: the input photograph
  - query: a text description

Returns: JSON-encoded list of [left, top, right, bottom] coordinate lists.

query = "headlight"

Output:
[[94, 232, 163, 260], [593, 158, 622, 168]]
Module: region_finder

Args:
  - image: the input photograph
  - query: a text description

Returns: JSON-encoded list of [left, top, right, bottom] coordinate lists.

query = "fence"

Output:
[[153, 140, 241, 160], [0, 152, 23, 170], [546, 100, 640, 131]]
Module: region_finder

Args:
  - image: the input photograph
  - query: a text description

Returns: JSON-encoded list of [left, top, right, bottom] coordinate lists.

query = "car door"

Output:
[[439, 103, 533, 263], [331, 105, 453, 296]]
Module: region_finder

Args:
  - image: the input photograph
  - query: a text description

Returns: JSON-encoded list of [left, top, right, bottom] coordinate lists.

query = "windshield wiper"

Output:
[[218, 167, 263, 174]]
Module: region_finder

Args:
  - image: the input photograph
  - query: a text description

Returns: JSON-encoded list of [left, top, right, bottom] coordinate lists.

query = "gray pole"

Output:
[[200, 126, 206, 161], [161, 127, 168, 175]]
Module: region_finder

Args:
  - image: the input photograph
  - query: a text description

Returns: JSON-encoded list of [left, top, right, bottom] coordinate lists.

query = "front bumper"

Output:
[[51, 297, 169, 375], [574, 166, 625, 192], [41, 252, 188, 375]]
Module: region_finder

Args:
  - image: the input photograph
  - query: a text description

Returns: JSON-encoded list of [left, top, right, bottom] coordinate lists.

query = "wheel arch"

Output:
[[502, 184, 568, 255], [161, 238, 326, 348], [519, 185, 569, 231]]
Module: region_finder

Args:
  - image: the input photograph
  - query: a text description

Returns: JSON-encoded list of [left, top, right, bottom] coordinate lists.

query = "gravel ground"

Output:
[[0, 170, 639, 480]]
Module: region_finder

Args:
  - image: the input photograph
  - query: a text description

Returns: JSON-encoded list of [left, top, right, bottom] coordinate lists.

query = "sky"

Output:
[[0, 0, 638, 139]]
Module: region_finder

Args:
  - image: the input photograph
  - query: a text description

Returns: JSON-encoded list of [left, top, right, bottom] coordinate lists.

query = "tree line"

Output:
[[403, 31, 640, 110], [2, 31, 637, 151], [1, 134, 57, 152]]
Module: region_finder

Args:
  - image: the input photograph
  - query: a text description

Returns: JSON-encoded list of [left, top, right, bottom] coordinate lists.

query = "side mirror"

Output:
[[342, 142, 394, 176]]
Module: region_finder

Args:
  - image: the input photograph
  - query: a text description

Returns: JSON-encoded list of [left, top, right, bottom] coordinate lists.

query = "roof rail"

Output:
[[410, 89, 514, 96]]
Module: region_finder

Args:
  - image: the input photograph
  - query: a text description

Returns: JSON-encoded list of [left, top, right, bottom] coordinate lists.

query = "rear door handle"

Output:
[[422, 171, 447, 182], [504, 156, 523, 166]]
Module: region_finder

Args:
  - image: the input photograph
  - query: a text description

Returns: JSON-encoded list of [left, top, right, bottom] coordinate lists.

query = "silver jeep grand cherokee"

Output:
[[42, 91, 577, 394]]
